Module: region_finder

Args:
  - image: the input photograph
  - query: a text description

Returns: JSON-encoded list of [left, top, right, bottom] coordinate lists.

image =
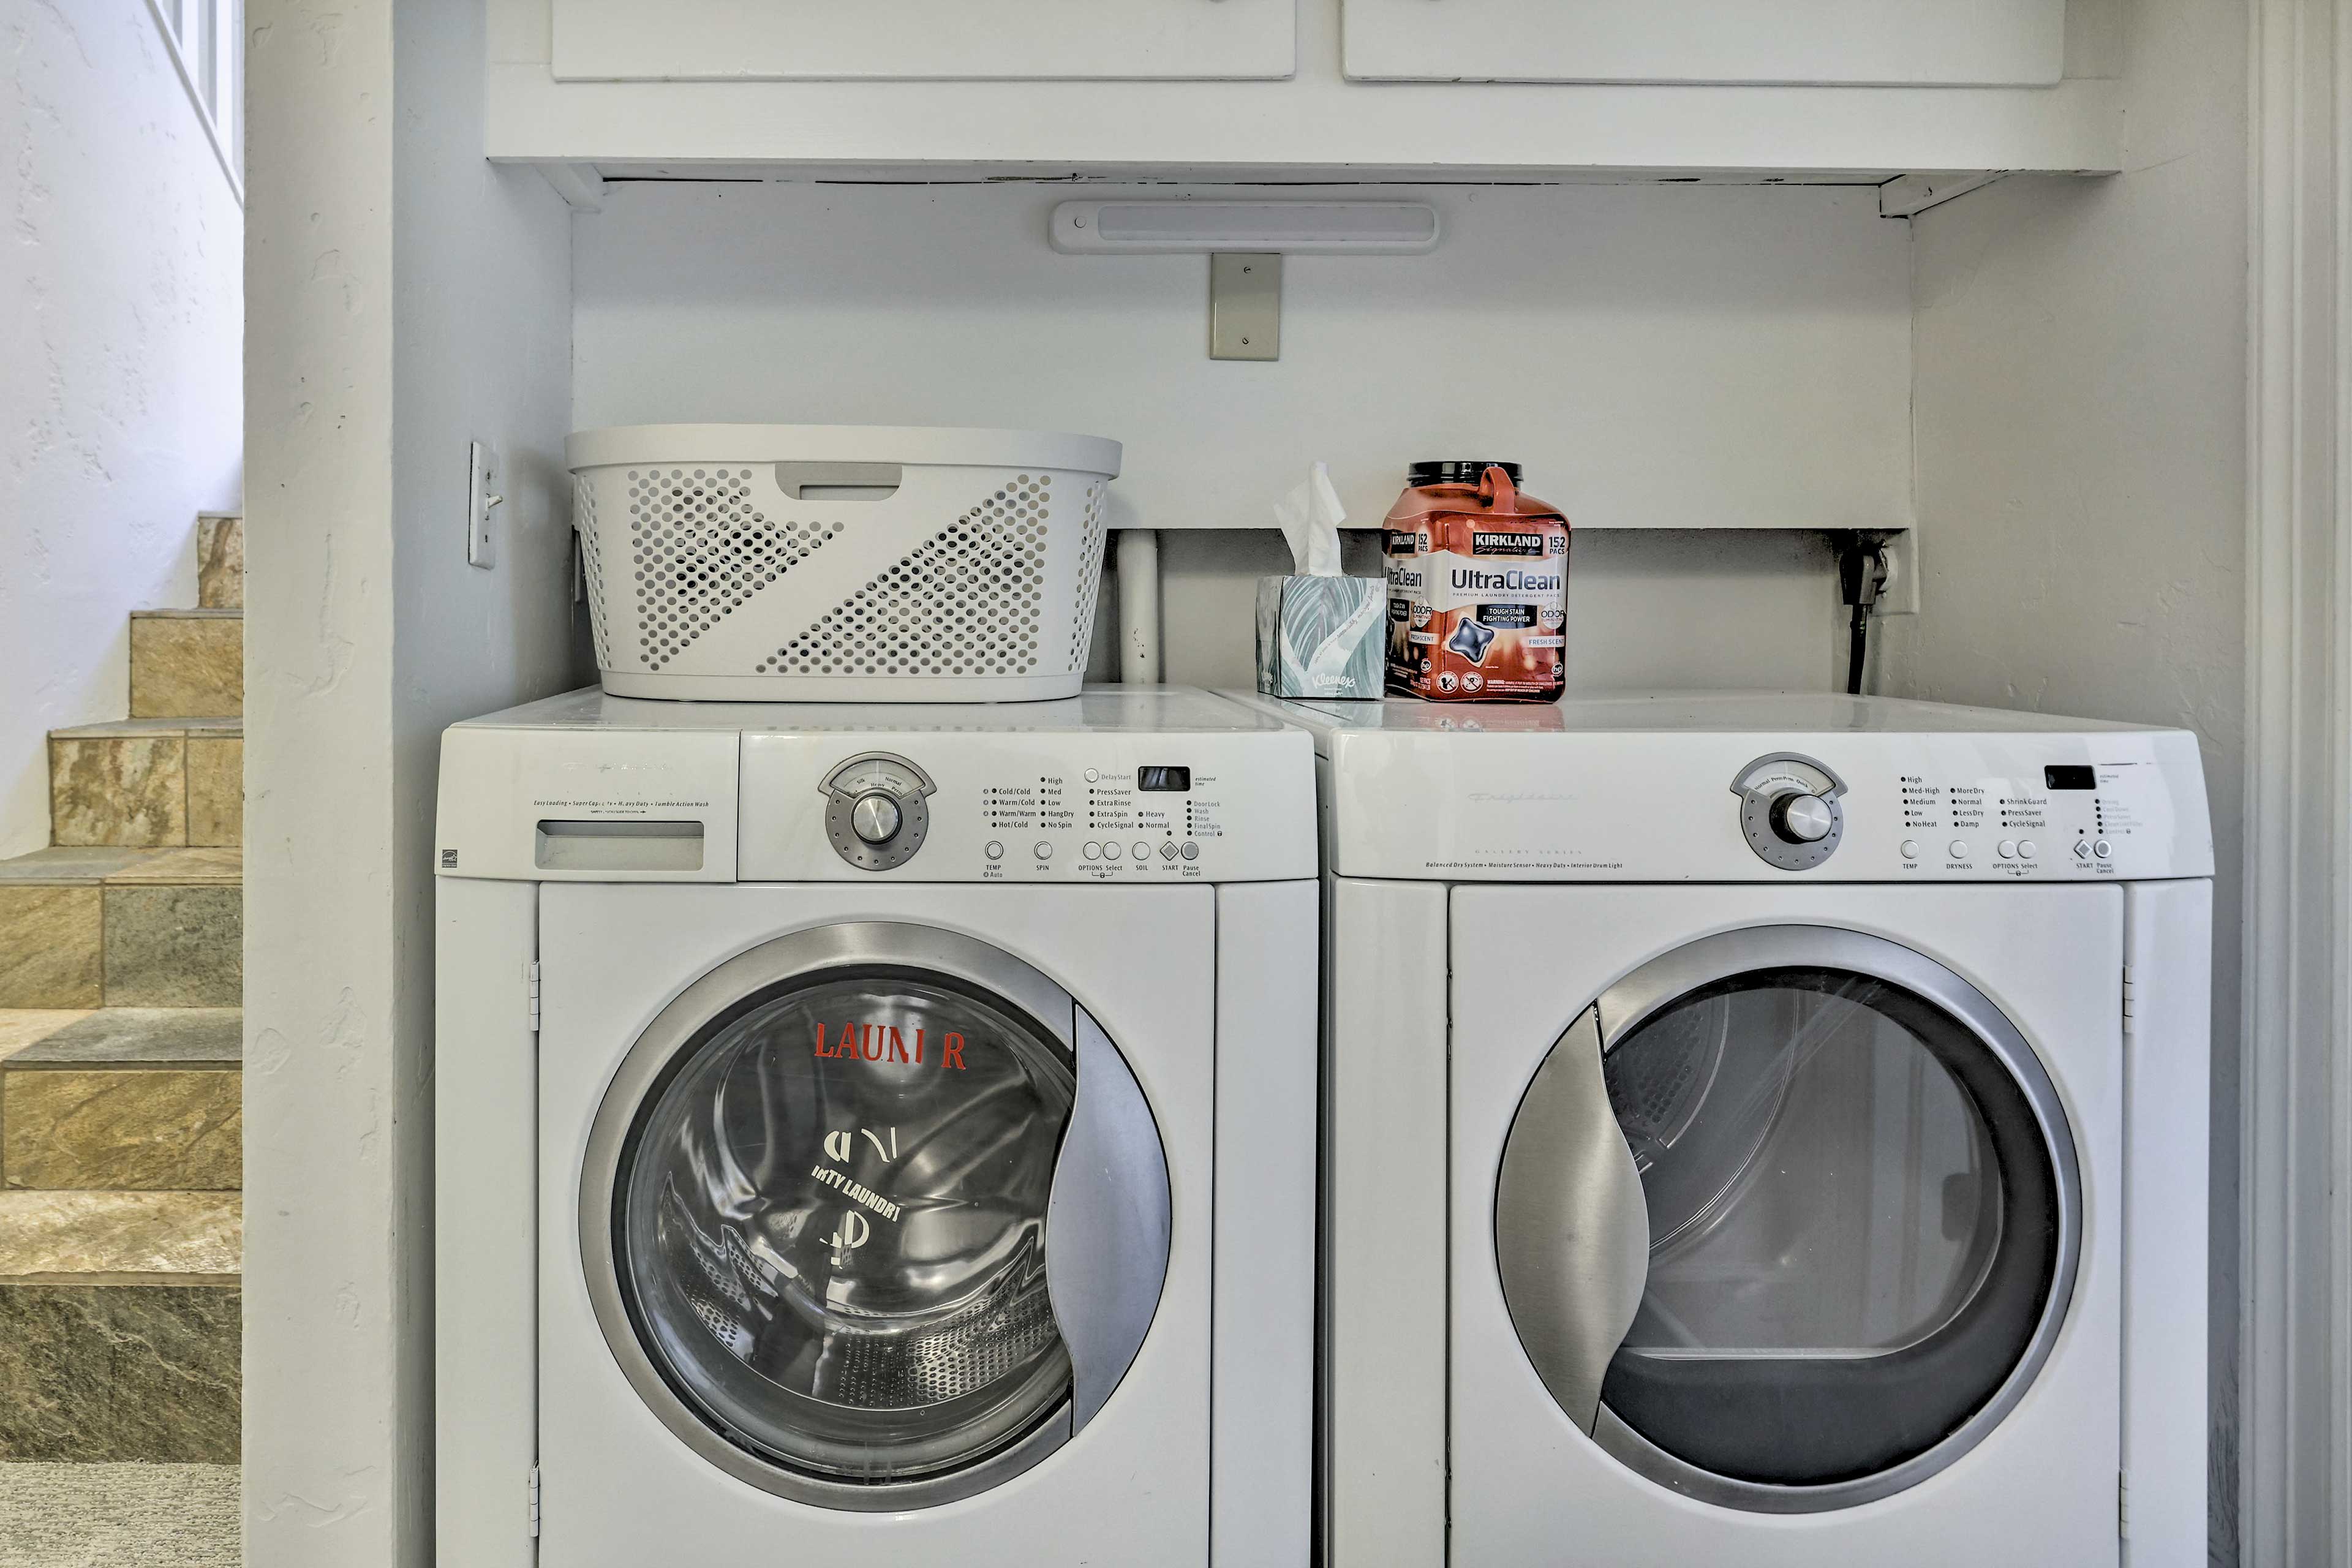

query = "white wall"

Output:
[[1879, 0, 2248, 1554], [244, 0, 579, 1562], [0, 1, 243, 857], [572, 179, 1905, 688]]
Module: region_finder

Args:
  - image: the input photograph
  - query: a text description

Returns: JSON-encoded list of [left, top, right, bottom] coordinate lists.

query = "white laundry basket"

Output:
[[568, 425, 1123, 701]]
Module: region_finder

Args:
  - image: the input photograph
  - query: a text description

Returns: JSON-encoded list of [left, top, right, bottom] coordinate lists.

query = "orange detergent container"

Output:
[[1383, 461, 1570, 702]]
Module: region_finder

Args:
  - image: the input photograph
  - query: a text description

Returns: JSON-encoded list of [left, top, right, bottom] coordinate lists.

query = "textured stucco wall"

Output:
[[243, 0, 578, 1562], [0, 0, 244, 857], [1879, 0, 2248, 1556]]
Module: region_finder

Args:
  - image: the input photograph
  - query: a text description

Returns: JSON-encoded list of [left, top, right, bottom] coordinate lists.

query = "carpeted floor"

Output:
[[0, 1463, 238, 1567]]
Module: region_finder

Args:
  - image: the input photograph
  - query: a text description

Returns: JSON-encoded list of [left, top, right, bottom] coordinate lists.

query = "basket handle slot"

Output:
[[775, 461, 903, 501]]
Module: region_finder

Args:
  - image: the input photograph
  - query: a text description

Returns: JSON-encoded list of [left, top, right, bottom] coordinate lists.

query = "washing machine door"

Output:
[[1494, 925, 2081, 1513], [578, 921, 1170, 1511]]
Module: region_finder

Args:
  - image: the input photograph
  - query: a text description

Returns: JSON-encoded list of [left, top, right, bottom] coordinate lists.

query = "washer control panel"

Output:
[[739, 729, 1316, 883], [1732, 753, 1847, 872]]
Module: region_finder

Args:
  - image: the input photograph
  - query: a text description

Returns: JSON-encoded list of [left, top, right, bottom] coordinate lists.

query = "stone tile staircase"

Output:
[[0, 514, 241, 1466]]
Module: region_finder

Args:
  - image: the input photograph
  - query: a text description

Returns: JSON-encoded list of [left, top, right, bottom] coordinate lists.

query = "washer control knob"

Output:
[[850, 791, 902, 846], [818, 752, 936, 873], [1770, 792, 1836, 845]]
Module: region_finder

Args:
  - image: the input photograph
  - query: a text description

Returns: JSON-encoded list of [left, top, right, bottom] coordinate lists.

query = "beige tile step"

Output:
[[0, 850, 240, 1011], [0, 1189, 239, 1462], [130, 610, 241, 722], [197, 514, 241, 611], [48, 718, 242, 850], [1, 1009, 241, 1192]]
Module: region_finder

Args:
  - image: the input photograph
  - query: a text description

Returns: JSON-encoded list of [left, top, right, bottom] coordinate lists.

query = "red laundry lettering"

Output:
[[943, 1033, 967, 1071]]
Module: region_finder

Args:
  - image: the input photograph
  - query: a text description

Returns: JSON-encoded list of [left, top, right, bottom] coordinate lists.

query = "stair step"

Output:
[[196, 514, 242, 611], [0, 1189, 238, 1280], [48, 720, 242, 850], [0, 850, 240, 1011], [129, 611, 241, 722], [0, 1190, 239, 1463], [2, 1010, 241, 1192]]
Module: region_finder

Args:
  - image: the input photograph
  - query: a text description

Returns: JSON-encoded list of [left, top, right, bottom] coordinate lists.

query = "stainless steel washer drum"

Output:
[[611, 968, 1077, 1487]]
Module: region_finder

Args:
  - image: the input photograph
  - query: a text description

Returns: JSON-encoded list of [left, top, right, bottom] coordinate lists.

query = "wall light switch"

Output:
[[467, 441, 503, 570]]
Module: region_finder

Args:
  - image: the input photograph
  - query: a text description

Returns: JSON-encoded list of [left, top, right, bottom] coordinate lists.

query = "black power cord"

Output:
[[1834, 536, 1891, 696]]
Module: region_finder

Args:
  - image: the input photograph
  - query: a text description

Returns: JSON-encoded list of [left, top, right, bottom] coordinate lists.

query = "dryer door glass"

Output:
[[1496, 930, 2081, 1513], [1602, 965, 2067, 1497], [612, 970, 1077, 1489]]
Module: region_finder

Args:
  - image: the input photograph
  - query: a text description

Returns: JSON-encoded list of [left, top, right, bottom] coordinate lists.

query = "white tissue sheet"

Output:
[[1276, 460, 1348, 578]]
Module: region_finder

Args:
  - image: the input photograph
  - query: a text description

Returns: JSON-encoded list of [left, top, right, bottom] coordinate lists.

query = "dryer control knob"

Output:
[[1770, 792, 1836, 845], [850, 791, 903, 846]]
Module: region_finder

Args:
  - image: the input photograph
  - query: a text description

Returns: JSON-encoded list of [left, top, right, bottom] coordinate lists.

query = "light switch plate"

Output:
[[1210, 253, 1281, 361], [467, 440, 501, 569]]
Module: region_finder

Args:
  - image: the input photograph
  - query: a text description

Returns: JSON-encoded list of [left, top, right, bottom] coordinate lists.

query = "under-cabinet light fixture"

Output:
[[1050, 200, 1441, 255]]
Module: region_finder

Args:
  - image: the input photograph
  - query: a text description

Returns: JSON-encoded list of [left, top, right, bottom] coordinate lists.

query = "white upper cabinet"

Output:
[[549, 0, 1298, 81], [1342, 0, 2067, 86], [488, 0, 2117, 176]]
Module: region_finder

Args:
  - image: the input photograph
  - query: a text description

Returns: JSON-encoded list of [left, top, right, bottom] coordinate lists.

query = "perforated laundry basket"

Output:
[[568, 425, 1122, 701]]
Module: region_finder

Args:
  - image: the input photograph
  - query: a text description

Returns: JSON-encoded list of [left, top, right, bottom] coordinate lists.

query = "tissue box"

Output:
[[1256, 575, 1385, 699]]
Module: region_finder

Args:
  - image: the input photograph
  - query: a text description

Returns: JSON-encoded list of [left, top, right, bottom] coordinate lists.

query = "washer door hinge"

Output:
[[527, 960, 543, 1035], [527, 1465, 543, 1538], [2120, 965, 2136, 1038], [2117, 1468, 2129, 1538]]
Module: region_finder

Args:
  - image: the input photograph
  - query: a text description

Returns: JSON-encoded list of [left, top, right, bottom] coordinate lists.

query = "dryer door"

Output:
[[578, 921, 1170, 1512], [1494, 925, 2079, 1513]]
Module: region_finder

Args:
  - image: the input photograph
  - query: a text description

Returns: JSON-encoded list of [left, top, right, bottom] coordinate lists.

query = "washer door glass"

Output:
[[615, 970, 1076, 1487], [1597, 964, 2064, 1493]]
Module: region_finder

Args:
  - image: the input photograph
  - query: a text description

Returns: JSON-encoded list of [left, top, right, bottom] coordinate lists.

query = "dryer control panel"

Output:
[[1248, 692, 2217, 884]]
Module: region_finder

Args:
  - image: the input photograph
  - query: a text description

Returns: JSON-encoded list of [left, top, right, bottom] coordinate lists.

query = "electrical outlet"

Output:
[[467, 441, 503, 570], [1873, 529, 1919, 616]]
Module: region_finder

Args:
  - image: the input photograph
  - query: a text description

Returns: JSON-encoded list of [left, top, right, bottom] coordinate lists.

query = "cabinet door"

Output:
[[552, 0, 1296, 81], [1343, 0, 2065, 86]]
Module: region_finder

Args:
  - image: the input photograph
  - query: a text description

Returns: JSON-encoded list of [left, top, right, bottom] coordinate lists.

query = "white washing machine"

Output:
[[1229, 691, 2212, 1568], [432, 686, 1317, 1568]]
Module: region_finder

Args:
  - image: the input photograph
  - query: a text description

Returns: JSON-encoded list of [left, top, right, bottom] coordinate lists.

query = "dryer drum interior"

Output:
[[1499, 929, 2082, 1513]]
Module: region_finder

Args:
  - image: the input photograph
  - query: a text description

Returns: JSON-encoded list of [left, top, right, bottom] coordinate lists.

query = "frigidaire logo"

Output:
[[813, 1022, 968, 1069]]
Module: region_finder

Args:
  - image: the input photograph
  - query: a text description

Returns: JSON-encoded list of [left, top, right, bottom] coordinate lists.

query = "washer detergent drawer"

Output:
[[1447, 883, 2121, 1567], [531, 881, 1215, 1567]]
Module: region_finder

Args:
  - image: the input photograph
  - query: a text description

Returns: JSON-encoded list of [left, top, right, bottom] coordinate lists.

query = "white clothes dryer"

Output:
[[432, 687, 1317, 1568], [1229, 691, 2212, 1568]]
